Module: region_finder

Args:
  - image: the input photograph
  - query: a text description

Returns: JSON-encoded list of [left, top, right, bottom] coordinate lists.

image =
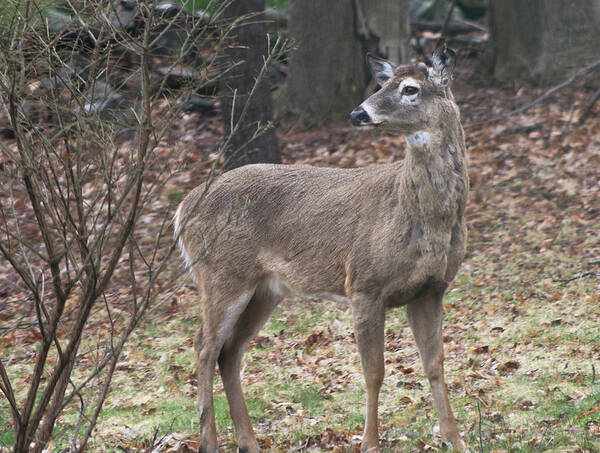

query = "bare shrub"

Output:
[[0, 1, 286, 451]]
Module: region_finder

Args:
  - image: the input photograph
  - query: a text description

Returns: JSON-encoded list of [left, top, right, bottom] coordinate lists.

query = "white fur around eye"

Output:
[[399, 78, 420, 104]]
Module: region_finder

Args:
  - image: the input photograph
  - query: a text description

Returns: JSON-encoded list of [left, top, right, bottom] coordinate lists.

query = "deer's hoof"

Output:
[[197, 447, 217, 453], [442, 439, 467, 452], [361, 446, 381, 453], [239, 446, 263, 453]]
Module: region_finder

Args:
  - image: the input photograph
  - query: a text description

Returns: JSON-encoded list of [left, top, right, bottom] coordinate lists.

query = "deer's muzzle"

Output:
[[350, 107, 371, 126]]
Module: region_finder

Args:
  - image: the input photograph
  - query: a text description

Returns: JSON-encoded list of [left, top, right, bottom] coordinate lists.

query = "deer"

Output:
[[174, 40, 468, 453]]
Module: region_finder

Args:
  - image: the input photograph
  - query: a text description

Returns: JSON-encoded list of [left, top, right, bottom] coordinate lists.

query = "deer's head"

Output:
[[350, 40, 457, 136]]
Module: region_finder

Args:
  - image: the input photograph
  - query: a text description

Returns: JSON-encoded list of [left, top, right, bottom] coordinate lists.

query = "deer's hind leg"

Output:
[[217, 280, 283, 453], [406, 288, 465, 451], [195, 282, 256, 453]]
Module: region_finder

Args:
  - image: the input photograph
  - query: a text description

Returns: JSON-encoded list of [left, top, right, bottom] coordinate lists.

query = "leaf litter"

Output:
[[1, 63, 599, 452]]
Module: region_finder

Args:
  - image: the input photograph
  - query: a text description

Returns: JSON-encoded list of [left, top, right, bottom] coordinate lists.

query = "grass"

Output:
[[2, 260, 598, 451], [0, 0, 62, 28], [0, 413, 14, 449], [4, 210, 598, 453], [124, 273, 599, 450]]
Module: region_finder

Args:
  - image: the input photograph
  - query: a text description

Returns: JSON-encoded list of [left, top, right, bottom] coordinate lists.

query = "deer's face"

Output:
[[350, 42, 456, 136]]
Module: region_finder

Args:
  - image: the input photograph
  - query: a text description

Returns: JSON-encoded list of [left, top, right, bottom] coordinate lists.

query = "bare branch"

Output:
[[467, 59, 600, 129], [0, 0, 287, 450]]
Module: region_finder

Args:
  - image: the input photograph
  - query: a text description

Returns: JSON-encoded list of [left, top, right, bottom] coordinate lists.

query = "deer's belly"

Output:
[[263, 275, 350, 304], [383, 277, 448, 308]]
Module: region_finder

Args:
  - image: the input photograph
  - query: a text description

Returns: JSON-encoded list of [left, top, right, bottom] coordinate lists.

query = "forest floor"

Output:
[[1, 59, 600, 452]]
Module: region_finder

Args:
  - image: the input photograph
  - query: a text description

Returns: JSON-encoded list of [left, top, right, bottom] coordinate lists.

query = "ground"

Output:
[[1, 60, 599, 452]]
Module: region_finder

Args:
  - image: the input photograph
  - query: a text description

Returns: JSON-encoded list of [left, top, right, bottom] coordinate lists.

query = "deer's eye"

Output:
[[402, 85, 419, 96]]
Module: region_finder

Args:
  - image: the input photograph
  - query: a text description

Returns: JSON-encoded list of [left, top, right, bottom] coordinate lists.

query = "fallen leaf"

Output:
[[499, 360, 520, 375]]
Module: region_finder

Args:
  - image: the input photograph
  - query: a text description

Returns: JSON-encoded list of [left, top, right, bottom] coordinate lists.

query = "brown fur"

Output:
[[175, 41, 468, 452]]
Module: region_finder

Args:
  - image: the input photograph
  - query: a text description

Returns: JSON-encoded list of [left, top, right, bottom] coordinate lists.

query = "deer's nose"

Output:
[[350, 107, 371, 126]]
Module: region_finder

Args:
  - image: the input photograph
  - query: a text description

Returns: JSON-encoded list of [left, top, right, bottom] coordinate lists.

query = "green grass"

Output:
[[266, 0, 289, 10], [0, 0, 62, 28], [2, 266, 599, 451], [0, 412, 15, 449]]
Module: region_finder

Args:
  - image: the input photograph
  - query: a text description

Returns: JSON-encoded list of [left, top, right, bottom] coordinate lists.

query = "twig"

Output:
[[477, 398, 483, 453], [466, 59, 600, 129], [68, 381, 86, 452], [352, 0, 370, 40], [0, 361, 21, 429], [578, 86, 600, 125], [144, 417, 178, 453], [493, 122, 542, 139], [145, 426, 161, 453], [412, 28, 428, 61], [411, 20, 487, 35], [441, 0, 458, 39], [551, 271, 599, 284]]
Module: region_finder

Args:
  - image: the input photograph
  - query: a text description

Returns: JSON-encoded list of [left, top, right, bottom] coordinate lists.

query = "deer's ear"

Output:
[[367, 54, 396, 86], [430, 39, 456, 87]]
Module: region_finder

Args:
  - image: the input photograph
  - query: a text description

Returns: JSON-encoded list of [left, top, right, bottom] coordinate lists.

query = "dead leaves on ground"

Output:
[[1, 64, 599, 452]]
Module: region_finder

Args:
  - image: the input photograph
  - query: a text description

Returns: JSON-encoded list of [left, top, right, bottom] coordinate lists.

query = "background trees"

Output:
[[282, 0, 600, 123], [221, 0, 281, 169], [283, 0, 366, 124], [488, 0, 600, 84], [283, 0, 411, 124], [357, 0, 412, 65]]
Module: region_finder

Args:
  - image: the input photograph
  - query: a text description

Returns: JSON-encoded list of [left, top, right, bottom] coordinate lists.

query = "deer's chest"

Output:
[[373, 222, 459, 307]]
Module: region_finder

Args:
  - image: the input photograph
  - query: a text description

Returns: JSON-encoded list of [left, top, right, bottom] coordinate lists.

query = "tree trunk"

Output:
[[489, 0, 600, 84], [357, 0, 412, 64], [222, 0, 280, 170], [284, 0, 366, 124]]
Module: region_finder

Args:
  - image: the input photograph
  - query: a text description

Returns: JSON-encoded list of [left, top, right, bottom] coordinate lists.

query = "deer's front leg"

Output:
[[406, 292, 465, 451], [352, 294, 385, 453]]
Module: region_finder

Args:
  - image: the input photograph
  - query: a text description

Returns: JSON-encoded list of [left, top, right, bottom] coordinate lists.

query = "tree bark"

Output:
[[358, 0, 411, 64], [222, 0, 280, 170], [489, 0, 600, 84], [284, 0, 366, 124]]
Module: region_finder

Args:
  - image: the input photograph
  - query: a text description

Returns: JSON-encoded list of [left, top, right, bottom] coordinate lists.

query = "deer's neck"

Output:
[[400, 125, 467, 225]]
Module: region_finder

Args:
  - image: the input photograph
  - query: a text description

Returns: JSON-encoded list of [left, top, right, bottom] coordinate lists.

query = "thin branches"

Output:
[[467, 59, 600, 129], [0, 1, 288, 451]]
